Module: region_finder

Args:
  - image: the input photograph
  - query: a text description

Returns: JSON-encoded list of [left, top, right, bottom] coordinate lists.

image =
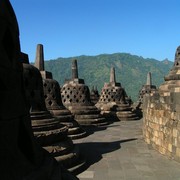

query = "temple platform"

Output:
[[73, 119, 180, 180]]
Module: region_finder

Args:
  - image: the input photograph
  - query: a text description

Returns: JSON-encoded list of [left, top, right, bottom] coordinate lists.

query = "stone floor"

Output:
[[73, 119, 180, 180]]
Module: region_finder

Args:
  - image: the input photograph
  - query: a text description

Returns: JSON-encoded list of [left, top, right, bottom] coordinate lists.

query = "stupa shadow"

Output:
[[83, 125, 109, 136], [77, 138, 137, 170], [83, 121, 124, 136]]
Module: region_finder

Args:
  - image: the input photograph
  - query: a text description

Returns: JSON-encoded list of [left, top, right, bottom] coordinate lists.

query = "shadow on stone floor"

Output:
[[83, 125, 109, 136], [77, 138, 137, 172], [83, 121, 121, 136]]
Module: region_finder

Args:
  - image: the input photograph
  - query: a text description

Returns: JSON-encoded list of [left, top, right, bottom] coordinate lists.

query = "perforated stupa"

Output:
[[22, 52, 85, 174], [34, 44, 86, 139], [97, 67, 139, 121], [61, 59, 107, 126]]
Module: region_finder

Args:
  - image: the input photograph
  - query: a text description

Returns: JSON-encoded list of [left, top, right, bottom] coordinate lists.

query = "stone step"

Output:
[[68, 126, 86, 136], [75, 117, 108, 126], [44, 138, 74, 156], [33, 126, 68, 146], [75, 114, 102, 119], [54, 144, 86, 175]]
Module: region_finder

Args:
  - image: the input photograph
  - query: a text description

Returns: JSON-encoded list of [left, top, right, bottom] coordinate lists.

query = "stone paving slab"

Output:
[[73, 119, 180, 180]]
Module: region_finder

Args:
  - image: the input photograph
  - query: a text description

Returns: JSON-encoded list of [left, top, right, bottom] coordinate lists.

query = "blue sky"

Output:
[[10, 0, 180, 62]]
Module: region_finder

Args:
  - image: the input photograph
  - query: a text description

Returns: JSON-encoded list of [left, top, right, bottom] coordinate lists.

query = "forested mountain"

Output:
[[44, 53, 173, 101]]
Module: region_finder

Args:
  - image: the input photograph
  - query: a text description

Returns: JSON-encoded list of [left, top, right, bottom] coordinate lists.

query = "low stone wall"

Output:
[[143, 91, 180, 162]]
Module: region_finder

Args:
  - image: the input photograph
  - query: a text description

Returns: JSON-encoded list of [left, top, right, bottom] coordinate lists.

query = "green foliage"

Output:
[[45, 53, 173, 102]]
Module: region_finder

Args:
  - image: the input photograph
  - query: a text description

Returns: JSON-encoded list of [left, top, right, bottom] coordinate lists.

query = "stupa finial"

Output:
[[72, 59, 78, 79], [174, 46, 180, 66], [34, 44, 44, 71], [146, 72, 152, 86], [110, 66, 116, 83]]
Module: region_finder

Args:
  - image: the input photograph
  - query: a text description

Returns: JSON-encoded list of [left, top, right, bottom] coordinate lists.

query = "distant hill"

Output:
[[44, 53, 173, 102]]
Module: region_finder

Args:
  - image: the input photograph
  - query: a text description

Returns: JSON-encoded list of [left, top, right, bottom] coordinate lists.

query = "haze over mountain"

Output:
[[44, 53, 173, 101]]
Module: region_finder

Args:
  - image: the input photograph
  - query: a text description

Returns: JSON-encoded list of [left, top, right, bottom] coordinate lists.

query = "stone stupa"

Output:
[[139, 72, 157, 103], [135, 72, 157, 117], [97, 67, 139, 121], [90, 86, 100, 105], [0, 0, 77, 179], [22, 52, 86, 175], [34, 44, 86, 140], [143, 46, 180, 161], [61, 59, 107, 126], [159, 46, 180, 93]]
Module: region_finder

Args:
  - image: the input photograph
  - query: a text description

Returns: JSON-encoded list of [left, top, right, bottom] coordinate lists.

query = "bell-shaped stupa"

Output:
[[97, 67, 139, 121], [139, 72, 157, 102], [34, 44, 86, 139], [22, 52, 85, 174], [134, 72, 157, 117], [61, 59, 107, 126], [159, 46, 180, 93], [90, 86, 100, 105], [0, 0, 77, 179]]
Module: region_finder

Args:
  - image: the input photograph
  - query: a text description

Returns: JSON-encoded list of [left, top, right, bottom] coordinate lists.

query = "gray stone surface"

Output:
[[74, 119, 180, 180]]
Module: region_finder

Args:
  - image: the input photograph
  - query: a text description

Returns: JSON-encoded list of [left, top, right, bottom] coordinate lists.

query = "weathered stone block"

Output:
[[159, 117, 163, 125], [173, 137, 177, 146], [157, 138, 162, 146], [177, 136, 180, 148], [173, 129, 178, 137], [146, 138, 150, 144], [159, 146, 166, 154], [172, 145, 176, 154], [159, 131, 164, 140], [168, 143, 173, 152], [175, 104, 180, 112], [174, 87, 180, 92], [154, 130, 159, 137], [162, 140, 168, 149], [171, 92, 180, 105], [176, 148, 180, 157], [171, 112, 176, 120], [163, 92, 170, 96]]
